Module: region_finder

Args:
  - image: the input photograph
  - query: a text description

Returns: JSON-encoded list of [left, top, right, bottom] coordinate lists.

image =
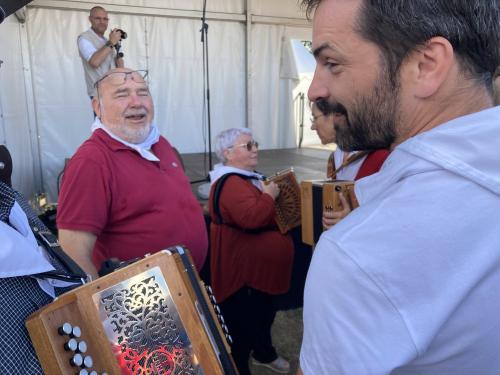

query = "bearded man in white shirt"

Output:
[[297, 0, 500, 374]]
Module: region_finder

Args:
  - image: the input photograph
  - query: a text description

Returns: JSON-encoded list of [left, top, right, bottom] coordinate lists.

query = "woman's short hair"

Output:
[[214, 127, 253, 163]]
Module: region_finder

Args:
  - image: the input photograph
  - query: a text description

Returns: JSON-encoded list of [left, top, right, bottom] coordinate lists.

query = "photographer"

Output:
[[77, 6, 125, 98]]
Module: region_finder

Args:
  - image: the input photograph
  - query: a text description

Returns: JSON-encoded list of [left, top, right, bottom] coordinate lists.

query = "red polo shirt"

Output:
[[57, 129, 207, 271]]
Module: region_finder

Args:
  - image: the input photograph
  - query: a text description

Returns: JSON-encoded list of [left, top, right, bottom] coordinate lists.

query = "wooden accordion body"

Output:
[[301, 180, 359, 245], [265, 168, 301, 234], [26, 247, 238, 375]]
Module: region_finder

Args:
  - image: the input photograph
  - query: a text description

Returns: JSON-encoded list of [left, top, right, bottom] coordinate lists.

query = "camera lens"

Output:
[[117, 29, 127, 39]]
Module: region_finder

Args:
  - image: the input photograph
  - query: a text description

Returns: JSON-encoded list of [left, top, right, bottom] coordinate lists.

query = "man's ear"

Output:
[[406, 36, 454, 98], [92, 96, 101, 118], [223, 149, 231, 163]]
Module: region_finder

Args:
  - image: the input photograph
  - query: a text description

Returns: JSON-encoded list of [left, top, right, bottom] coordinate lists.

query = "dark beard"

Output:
[[315, 66, 399, 151]]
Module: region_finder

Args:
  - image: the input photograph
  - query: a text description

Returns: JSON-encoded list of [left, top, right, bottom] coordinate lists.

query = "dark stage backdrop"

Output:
[[0, 1, 33, 23]]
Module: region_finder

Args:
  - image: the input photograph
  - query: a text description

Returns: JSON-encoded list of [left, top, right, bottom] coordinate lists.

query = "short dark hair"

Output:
[[301, 0, 500, 85]]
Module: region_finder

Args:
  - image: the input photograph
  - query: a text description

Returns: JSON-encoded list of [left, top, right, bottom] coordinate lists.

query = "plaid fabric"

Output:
[[0, 277, 51, 374], [0, 183, 80, 373], [0, 181, 15, 223]]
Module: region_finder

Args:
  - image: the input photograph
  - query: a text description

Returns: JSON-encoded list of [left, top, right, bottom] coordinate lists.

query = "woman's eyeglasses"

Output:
[[310, 114, 325, 123], [228, 140, 259, 151]]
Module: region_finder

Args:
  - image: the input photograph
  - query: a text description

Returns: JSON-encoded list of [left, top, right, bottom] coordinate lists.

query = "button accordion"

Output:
[[264, 168, 302, 234], [301, 180, 359, 245], [26, 247, 238, 375]]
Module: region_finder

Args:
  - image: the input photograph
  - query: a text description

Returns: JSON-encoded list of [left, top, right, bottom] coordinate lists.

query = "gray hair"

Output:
[[214, 127, 252, 164]]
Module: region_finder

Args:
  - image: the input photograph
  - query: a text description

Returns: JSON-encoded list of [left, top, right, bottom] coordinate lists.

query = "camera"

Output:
[[116, 28, 127, 40]]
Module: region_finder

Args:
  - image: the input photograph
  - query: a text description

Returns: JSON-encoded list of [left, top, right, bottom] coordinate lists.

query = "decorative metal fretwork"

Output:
[[94, 267, 202, 375]]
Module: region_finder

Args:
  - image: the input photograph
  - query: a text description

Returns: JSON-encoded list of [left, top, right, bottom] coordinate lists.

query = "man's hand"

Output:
[[322, 192, 352, 229], [261, 180, 280, 200], [108, 28, 122, 46]]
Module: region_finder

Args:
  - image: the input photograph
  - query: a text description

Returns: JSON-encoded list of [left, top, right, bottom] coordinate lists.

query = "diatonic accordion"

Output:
[[301, 180, 359, 245], [26, 247, 238, 375], [265, 168, 302, 234]]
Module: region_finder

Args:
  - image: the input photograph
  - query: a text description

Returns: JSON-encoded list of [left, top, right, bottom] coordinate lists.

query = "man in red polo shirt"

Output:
[[57, 68, 207, 279]]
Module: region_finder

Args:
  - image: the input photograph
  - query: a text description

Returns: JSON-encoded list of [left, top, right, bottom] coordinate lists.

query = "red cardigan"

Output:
[[209, 175, 294, 302]]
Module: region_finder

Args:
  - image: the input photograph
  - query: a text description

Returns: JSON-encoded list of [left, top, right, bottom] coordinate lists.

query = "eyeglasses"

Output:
[[94, 70, 148, 88], [310, 114, 325, 123], [228, 140, 259, 151]]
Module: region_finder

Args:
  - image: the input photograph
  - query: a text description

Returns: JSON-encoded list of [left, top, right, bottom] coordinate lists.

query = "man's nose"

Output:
[[128, 94, 143, 107], [308, 67, 329, 103]]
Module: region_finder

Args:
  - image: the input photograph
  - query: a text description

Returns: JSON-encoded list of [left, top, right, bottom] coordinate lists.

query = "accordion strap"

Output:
[[332, 151, 370, 179], [30, 225, 88, 283], [212, 173, 257, 225]]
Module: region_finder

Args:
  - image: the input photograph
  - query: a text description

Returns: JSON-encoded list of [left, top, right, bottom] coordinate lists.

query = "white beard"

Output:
[[106, 121, 152, 144]]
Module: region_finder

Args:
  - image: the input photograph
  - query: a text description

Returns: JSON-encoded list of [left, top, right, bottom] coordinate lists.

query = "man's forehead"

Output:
[[311, 0, 361, 47], [91, 9, 107, 17], [312, 0, 362, 56]]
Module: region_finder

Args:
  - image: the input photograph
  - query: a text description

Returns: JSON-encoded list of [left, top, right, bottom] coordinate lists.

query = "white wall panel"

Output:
[[147, 17, 245, 154], [32, 0, 245, 14], [252, 0, 308, 19]]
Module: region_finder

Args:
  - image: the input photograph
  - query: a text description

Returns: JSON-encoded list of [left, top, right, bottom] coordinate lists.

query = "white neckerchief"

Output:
[[91, 117, 161, 161], [209, 163, 264, 190], [0, 202, 74, 297]]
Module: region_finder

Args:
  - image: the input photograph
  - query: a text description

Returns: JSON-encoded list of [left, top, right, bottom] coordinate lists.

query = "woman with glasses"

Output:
[[208, 128, 292, 375], [310, 101, 389, 228]]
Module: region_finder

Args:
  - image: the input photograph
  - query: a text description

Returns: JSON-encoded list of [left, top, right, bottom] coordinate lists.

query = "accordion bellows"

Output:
[[265, 169, 302, 234]]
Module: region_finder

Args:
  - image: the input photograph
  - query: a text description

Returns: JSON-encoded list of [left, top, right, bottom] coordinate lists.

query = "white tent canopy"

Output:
[[0, 0, 314, 200]]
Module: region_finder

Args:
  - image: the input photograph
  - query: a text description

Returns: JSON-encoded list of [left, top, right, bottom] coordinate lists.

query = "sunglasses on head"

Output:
[[228, 140, 259, 151], [94, 69, 148, 88]]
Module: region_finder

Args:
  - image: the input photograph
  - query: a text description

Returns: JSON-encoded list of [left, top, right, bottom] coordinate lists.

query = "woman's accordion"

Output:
[[265, 168, 302, 234]]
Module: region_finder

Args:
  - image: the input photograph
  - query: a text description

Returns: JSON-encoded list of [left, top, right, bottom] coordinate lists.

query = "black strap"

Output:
[[31, 226, 88, 283], [212, 173, 257, 225]]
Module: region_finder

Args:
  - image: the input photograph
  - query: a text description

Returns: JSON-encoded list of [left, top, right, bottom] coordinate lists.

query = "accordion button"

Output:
[[77, 370, 89, 375], [64, 338, 78, 352], [70, 353, 83, 367], [77, 340, 88, 353], [58, 322, 73, 336], [89, 371, 98, 375], [72, 326, 82, 338], [83, 355, 93, 368]]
